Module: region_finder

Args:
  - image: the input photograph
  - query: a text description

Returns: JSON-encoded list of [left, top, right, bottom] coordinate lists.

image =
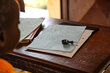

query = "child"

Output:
[[0, 0, 26, 73], [0, 0, 20, 54]]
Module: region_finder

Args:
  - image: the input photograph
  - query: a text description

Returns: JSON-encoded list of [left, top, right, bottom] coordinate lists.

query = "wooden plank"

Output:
[[69, 0, 95, 21], [17, 0, 25, 12], [81, 4, 108, 27], [81, 0, 110, 27], [61, 0, 68, 20], [47, 0, 61, 19]]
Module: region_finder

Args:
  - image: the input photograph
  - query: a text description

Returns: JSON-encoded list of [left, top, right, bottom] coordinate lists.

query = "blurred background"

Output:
[[24, 0, 48, 9], [20, 0, 49, 18]]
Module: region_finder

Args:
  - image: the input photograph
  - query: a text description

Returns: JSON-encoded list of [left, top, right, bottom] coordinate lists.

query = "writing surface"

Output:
[[28, 30, 93, 57], [19, 18, 44, 41], [28, 25, 86, 52]]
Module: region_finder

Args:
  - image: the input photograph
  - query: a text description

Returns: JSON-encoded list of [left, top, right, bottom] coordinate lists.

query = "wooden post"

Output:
[[47, 0, 61, 19]]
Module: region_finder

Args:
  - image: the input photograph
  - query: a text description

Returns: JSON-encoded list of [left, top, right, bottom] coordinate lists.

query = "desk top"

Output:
[[1, 17, 110, 73]]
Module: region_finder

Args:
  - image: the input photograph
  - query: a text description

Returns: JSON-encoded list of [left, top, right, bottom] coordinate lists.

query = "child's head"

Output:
[[0, 0, 20, 54]]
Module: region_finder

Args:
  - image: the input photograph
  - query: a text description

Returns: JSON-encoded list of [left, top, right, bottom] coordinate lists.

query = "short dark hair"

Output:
[[0, 0, 16, 31]]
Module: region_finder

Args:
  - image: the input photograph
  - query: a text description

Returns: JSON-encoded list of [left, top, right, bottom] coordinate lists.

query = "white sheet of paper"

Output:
[[28, 30, 93, 58], [19, 18, 44, 41], [28, 25, 86, 52]]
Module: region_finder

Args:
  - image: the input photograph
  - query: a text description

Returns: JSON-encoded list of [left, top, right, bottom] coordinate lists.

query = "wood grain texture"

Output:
[[0, 18, 110, 73]]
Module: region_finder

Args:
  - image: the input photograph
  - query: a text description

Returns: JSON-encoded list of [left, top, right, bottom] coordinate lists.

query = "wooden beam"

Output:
[[47, 0, 61, 19], [61, 0, 68, 20]]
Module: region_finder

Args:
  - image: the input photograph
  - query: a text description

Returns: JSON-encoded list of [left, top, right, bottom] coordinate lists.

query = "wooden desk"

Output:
[[1, 18, 110, 73]]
